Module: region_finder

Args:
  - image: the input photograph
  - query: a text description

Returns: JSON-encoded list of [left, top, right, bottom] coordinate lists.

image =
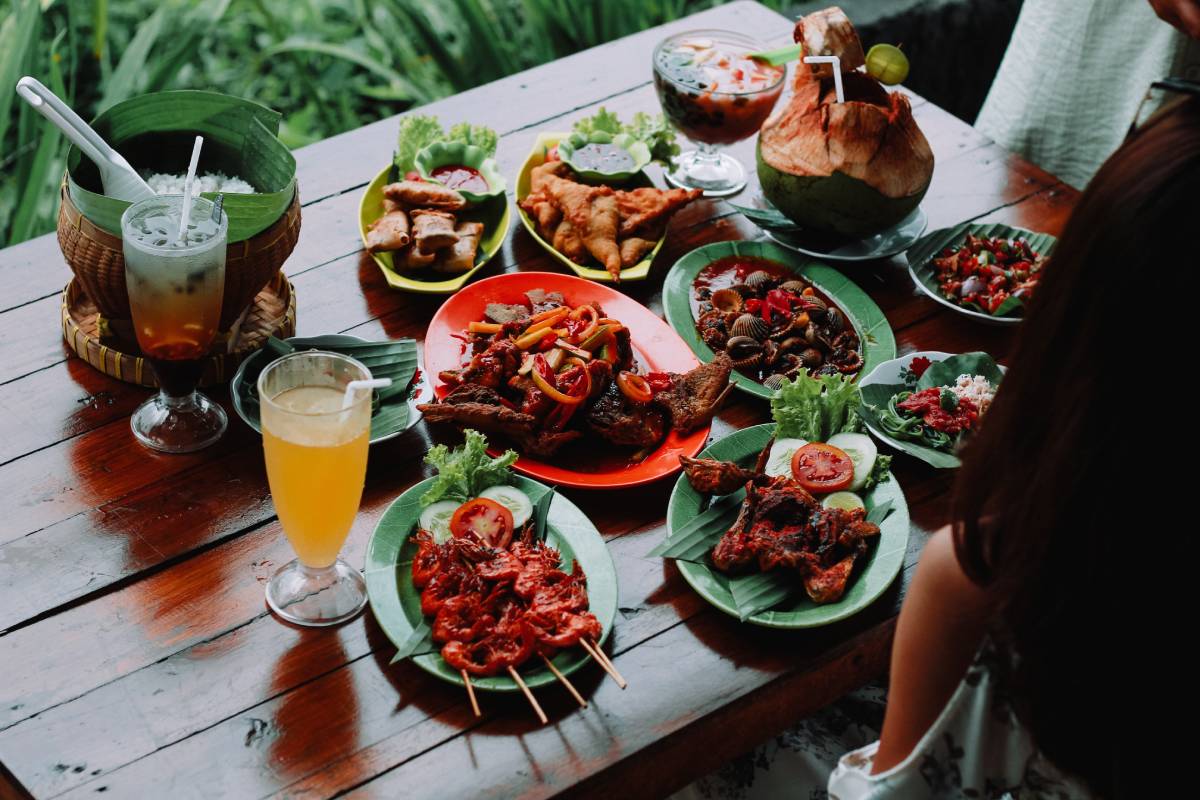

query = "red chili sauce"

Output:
[[431, 164, 489, 193]]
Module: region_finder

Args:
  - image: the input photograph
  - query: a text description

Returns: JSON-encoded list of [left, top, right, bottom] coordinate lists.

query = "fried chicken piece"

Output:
[[384, 180, 467, 211], [552, 219, 588, 263], [613, 186, 702, 236], [803, 553, 858, 604], [619, 235, 658, 267], [653, 351, 734, 433], [365, 208, 411, 253], [710, 493, 758, 573], [521, 162, 572, 233], [586, 382, 667, 448], [544, 174, 621, 280], [679, 456, 765, 495]]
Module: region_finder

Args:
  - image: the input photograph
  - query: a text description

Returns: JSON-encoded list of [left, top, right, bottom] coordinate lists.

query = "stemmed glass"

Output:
[[653, 29, 786, 197], [258, 351, 374, 626], [121, 194, 228, 453]]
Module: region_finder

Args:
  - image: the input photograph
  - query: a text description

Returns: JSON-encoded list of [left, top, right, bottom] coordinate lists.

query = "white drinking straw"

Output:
[[341, 378, 393, 410], [177, 135, 204, 243], [803, 55, 844, 103]]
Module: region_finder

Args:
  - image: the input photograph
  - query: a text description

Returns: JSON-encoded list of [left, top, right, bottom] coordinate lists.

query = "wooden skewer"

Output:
[[580, 639, 627, 689], [542, 654, 588, 708], [508, 666, 548, 724], [461, 670, 481, 717]]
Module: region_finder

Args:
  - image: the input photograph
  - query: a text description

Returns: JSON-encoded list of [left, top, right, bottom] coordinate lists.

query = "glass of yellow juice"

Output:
[[258, 351, 374, 626]]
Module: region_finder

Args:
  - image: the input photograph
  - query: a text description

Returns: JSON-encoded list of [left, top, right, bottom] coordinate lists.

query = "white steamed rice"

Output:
[[949, 374, 996, 415], [143, 171, 256, 195]]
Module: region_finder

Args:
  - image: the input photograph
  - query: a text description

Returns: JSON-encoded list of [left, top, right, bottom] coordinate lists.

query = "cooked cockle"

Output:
[[709, 288, 745, 313], [730, 313, 769, 341]]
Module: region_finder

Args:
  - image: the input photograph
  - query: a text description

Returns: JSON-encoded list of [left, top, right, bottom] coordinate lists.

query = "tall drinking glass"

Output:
[[121, 194, 228, 453], [259, 351, 373, 626], [653, 30, 786, 196]]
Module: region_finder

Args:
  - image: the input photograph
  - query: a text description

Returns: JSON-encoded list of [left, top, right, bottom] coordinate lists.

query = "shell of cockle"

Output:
[[728, 283, 755, 298], [710, 288, 745, 313], [779, 279, 807, 295], [798, 294, 828, 313], [732, 353, 764, 372], [824, 307, 845, 332], [730, 313, 770, 341], [726, 335, 765, 361], [762, 373, 787, 391], [798, 347, 824, 368], [744, 270, 775, 291], [771, 312, 811, 339]]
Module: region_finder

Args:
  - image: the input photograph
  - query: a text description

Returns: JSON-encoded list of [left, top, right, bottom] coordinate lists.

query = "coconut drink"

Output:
[[757, 7, 934, 238]]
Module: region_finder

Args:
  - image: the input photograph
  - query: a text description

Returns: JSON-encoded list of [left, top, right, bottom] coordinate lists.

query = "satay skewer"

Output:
[[580, 639, 627, 689], [462, 670, 482, 717], [508, 666, 549, 724], [542, 654, 588, 708]]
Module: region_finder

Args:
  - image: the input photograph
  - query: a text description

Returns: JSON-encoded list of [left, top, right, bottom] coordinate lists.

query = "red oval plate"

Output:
[[424, 272, 711, 488]]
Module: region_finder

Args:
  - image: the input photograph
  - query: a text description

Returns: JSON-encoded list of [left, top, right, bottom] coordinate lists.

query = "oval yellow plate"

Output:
[[515, 132, 664, 283], [358, 165, 511, 294]]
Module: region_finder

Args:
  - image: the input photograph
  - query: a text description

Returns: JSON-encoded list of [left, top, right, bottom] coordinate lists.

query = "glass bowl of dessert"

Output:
[[653, 30, 786, 196]]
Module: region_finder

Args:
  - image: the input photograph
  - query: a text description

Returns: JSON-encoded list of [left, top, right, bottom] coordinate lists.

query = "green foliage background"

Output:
[[0, 0, 785, 248]]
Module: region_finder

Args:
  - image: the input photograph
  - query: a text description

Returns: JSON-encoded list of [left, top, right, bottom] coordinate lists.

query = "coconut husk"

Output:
[[760, 8, 933, 200], [793, 6, 865, 77]]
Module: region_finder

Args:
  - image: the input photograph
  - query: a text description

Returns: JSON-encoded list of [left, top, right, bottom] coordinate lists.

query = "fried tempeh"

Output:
[[384, 180, 467, 212], [438, 221, 485, 273], [411, 209, 460, 253], [366, 208, 411, 253]]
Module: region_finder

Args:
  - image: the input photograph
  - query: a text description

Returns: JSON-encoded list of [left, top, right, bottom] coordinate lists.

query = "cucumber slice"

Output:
[[826, 432, 877, 492], [765, 437, 808, 477], [479, 485, 533, 528], [418, 500, 460, 543], [822, 491, 865, 512]]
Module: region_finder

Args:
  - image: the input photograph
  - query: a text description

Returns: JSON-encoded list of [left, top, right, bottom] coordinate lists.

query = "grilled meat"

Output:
[[653, 351, 735, 433], [709, 474, 880, 604], [679, 456, 766, 495], [586, 382, 667, 448]]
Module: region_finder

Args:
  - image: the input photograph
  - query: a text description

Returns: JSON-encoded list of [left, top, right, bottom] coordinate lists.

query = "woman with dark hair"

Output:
[[680, 91, 1198, 800]]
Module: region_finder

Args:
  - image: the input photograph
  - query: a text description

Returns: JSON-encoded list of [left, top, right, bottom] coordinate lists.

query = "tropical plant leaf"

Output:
[[647, 491, 743, 561], [917, 352, 1004, 391], [388, 621, 436, 663], [866, 499, 894, 526], [730, 203, 809, 235], [728, 571, 795, 621], [534, 486, 555, 541]]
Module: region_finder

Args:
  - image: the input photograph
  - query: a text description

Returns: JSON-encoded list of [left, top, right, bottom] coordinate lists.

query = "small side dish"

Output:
[[691, 255, 864, 386], [932, 234, 1047, 315], [858, 351, 1005, 468]]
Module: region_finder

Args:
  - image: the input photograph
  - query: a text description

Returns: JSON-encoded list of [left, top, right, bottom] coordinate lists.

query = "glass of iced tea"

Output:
[[653, 30, 786, 196], [258, 351, 373, 626], [121, 194, 228, 453]]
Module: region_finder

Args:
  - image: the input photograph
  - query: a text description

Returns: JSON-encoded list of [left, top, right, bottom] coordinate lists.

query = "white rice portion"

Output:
[[143, 171, 256, 195], [950, 374, 996, 415]]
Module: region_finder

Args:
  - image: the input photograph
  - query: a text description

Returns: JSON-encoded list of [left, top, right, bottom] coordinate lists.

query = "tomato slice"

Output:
[[450, 497, 514, 548], [790, 443, 854, 493]]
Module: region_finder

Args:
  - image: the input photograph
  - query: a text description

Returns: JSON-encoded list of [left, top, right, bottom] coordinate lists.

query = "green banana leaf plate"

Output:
[[664, 424, 910, 629], [365, 475, 618, 691], [858, 350, 1006, 469], [358, 165, 510, 294], [229, 335, 430, 444], [663, 240, 896, 401], [906, 222, 1057, 326], [515, 132, 663, 283]]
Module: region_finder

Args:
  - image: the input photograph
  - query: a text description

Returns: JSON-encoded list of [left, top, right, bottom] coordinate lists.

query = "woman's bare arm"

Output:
[[870, 526, 993, 773]]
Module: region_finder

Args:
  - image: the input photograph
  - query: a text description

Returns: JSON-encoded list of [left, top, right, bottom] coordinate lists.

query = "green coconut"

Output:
[[757, 7, 933, 238]]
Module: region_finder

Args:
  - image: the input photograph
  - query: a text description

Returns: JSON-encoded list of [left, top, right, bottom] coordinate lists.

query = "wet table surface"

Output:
[[0, 2, 1077, 798]]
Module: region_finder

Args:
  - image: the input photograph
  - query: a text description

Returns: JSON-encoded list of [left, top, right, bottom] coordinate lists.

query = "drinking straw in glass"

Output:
[[121, 194, 228, 453], [258, 351, 375, 626]]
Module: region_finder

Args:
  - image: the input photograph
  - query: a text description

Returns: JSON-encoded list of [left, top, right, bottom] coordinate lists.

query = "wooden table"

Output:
[[0, 3, 1075, 798]]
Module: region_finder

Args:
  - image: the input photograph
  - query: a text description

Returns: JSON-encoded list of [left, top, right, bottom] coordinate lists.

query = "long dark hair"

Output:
[[952, 95, 1200, 797]]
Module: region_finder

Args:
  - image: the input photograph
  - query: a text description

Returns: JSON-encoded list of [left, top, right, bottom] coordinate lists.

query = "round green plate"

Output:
[[906, 222, 1056, 326], [663, 240, 897, 400], [365, 475, 618, 691], [358, 165, 511, 294], [665, 424, 910, 629], [515, 132, 663, 283]]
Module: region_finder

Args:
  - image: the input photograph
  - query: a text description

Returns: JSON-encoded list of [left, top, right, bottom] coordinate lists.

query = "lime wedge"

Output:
[[866, 44, 910, 86], [822, 491, 865, 512]]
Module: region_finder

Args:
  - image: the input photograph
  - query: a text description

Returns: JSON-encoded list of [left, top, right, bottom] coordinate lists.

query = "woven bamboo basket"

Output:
[[62, 271, 297, 389], [57, 184, 301, 330]]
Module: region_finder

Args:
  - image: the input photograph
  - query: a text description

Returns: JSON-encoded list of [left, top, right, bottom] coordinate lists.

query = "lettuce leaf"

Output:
[[572, 107, 679, 167], [447, 122, 498, 157], [394, 115, 447, 175], [420, 429, 519, 506], [771, 370, 864, 441]]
